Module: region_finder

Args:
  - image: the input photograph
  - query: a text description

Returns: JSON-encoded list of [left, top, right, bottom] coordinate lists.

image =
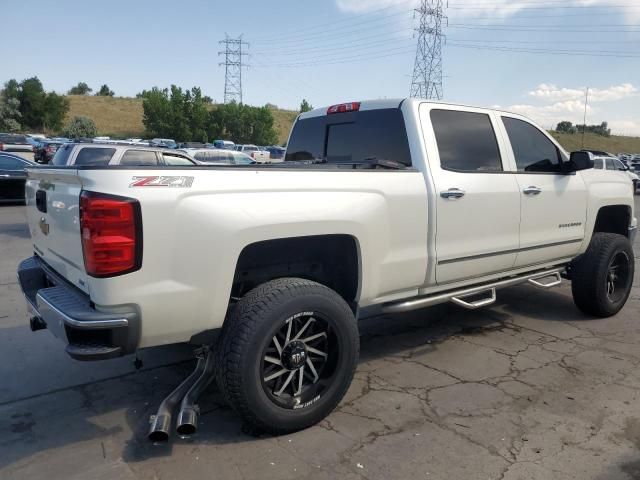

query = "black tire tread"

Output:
[[216, 277, 358, 434], [571, 232, 634, 317]]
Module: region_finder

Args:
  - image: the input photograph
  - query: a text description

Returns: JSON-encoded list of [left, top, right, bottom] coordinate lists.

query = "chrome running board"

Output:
[[382, 268, 564, 314]]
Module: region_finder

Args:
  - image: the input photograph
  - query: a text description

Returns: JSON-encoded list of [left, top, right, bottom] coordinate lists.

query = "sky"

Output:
[[2, 0, 640, 134]]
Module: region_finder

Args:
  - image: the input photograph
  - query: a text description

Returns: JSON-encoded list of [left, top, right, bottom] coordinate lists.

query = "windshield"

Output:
[[285, 108, 412, 166]]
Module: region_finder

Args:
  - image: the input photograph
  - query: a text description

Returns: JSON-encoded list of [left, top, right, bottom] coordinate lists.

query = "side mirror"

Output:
[[564, 151, 594, 173]]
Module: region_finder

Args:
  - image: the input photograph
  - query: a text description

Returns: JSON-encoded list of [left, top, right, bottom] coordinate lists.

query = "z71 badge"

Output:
[[129, 176, 194, 188]]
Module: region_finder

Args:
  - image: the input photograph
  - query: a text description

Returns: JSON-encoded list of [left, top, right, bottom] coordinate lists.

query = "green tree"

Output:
[[209, 102, 278, 145], [43, 93, 70, 131], [62, 116, 98, 138], [68, 82, 92, 95], [96, 84, 115, 97], [556, 121, 576, 134], [18, 77, 47, 129], [0, 93, 21, 132], [300, 99, 313, 113], [3, 79, 20, 102], [141, 85, 211, 142]]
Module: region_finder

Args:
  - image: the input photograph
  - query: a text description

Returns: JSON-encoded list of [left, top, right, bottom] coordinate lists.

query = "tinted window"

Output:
[[593, 158, 603, 169], [0, 156, 25, 169], [120, 150, 158, 166], [431, 110, 502, 172], [51, 144, 74, 165], [0, 134, 28, 144], [163, 153, 195, 166], [605, 159, 616, 170], [74, 147, 115, 166], [502, 117, 562, 173], [286, 108, 412, 166]]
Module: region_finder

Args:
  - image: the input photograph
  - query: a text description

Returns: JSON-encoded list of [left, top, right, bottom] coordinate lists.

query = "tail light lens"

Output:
[[80, 191, 142, 277], [327, 102, 361, 114]]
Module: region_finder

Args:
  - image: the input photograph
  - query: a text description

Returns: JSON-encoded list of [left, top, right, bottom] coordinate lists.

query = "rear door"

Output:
[[497, 115, 587, 268], [420, 105, 521, 284], [25, 168, 89, 293]]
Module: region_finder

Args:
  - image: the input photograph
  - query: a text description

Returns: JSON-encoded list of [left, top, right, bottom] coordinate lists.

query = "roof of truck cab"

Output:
[[298, 98, 531, 120]]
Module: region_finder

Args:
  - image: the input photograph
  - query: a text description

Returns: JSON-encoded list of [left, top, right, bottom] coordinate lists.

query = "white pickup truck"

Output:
[[18, 99, 636, 439]]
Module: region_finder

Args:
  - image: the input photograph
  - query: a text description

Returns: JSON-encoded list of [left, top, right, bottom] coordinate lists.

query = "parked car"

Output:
[[213, 140, 235, 150], [0, 133, 33, 153], [266, 146, 286, 160], [182, 148, 255, 165], [0, 153, 36, 203], [17, 98, 636, 440], [150, 138, 178, 149], [51, 143, 197, 166], [33, 140, 63, 164], [235, 144, 271, 162], [592, 155, 639, 194]]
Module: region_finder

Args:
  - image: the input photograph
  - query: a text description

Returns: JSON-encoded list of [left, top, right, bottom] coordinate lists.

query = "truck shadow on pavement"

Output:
[[0, 282, 607, 469], [121, 282, 606, 462]]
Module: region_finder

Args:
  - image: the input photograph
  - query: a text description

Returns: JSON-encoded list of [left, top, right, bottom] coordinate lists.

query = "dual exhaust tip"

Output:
[[148, 348, 215, 443]]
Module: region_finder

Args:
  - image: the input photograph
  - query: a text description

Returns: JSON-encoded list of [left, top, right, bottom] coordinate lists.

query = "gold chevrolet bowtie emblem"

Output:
[[39, 217, 49, 235]]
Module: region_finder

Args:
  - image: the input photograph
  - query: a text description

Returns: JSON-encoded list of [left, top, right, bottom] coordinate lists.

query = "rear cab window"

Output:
[[74, 147, 116, 166], [285, 108, 412, 166]]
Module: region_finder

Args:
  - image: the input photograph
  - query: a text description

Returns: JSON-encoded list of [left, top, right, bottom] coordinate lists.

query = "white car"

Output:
[[18, 98, 636, 439], [235, 144, 271, 162], [593, 156, 639, 194]]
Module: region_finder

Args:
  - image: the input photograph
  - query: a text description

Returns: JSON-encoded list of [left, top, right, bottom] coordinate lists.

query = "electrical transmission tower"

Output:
[[218, 35, 249, 104], [410, 0, 446, 100]]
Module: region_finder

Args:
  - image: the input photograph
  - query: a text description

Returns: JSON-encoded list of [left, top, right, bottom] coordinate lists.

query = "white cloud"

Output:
[[497, 83, 640, 135], [335, 0, 640, 22], [529, 83, 638, 103]]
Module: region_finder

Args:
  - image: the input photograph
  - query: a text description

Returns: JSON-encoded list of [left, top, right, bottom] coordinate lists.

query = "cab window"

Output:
[[502, 117, 562, 173], [431, 109, 503, 172]]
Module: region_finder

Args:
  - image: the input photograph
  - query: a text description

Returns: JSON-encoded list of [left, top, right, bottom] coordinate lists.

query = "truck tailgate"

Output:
[[25, 168, 89, 293]]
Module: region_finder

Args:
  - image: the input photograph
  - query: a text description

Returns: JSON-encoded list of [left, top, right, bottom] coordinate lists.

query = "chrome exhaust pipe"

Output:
[[148, 352, 207, 443], [176, 348, 215, 437]]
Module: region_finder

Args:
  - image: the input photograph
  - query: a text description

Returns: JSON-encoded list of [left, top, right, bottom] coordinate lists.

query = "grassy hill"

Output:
[[66, 95, 298, 144], [66, 96, 640, 152], [550, 131, 640, 154]]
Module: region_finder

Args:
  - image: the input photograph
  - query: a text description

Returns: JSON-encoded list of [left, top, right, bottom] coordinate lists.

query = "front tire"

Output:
[[217, 278, 359, 434], [571, 232, 634, 317]]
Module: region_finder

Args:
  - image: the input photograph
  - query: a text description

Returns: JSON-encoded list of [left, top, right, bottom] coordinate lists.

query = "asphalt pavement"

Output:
[[1, 199, 639, 480]]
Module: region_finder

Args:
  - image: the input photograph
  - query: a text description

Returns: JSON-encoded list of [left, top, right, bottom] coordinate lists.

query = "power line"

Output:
[[448, 42, 640, 58], [218, 35, 249, 104], [410, 0, 446, 100], [253, 5, 414, 44]]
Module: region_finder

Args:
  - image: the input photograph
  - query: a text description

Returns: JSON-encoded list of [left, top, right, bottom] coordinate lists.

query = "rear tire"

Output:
[[216, 278, 359, 434], [571, 232, 634, 317]]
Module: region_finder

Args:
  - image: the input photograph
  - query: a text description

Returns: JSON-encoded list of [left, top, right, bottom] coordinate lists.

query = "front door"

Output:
[[498, 115, 587, 268], [421, 105, 521, 285]]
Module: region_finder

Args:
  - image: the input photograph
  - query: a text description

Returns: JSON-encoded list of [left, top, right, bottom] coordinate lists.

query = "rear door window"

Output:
[[162, 153, 195, 166], [593, 158, 603, 169], [51, 144, 75, 165], [605, 159, 616, 170], [285, 108, 412, 166], [74, 147, 116, 166], [502, 117, 562, 173], [431, 110, 503, 172], [120, 150, 159, 166]]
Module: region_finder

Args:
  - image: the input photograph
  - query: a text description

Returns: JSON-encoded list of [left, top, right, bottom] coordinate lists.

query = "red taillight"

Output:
[[80, 191, 142, 277], [327, 102, 360, 115]]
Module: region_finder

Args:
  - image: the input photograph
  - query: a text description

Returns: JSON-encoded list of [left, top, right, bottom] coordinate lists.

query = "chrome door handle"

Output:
[[523, 186, 542, 195], [440, 188, 466, 199]]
